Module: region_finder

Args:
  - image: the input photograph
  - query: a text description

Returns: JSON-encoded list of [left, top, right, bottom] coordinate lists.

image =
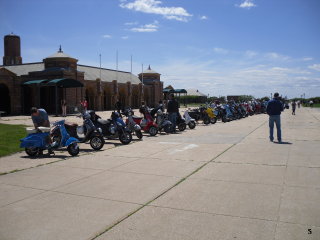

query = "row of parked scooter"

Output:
[[188, 101, 268, 124], [20, 106, 196, 157], [20, 101, 267, 157]]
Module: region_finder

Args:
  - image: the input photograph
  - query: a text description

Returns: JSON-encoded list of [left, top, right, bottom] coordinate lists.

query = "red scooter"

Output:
[[133, 107, 158, 136]]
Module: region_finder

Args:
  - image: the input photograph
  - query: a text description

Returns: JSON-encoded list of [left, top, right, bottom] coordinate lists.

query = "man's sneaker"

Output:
[[48, 148, 55, 155], [278, 140, 282, 143]]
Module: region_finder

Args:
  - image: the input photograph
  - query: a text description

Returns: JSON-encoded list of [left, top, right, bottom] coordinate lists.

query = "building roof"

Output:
[[141, 65, 159, 74], [5, 33, 20, 38], [45, 46, 75, 59], [186, 88, 207, 97], [46, 51, 73, 59], [1, 62, 44, 76], [78, 65, 141, 84], [0, 62, 141, 84]]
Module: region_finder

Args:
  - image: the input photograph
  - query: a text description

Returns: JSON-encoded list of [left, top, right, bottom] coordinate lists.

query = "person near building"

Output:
[[158, 100, 165, 112], [30, 107, 53, 154], [61, 99, 67, 117], [267, 93, 284, 143], [31, 107, 50, 129], [167, 94, 179, 133], [83, 99, 88, 111], [292, 101, 296, 115], [309, 100, 314, 107], [115, 99, 123, 114]]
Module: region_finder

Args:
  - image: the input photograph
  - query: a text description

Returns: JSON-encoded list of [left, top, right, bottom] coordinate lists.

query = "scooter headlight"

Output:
[[97, 128, 102, 133], [77, 126, 84, 135], [109, 126, 116, 134]]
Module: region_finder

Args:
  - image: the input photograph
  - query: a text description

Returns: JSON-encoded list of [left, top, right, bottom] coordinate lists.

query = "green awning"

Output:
[[46, 78, 84, 88], [174, 89, 187, 94], [163, 88, 174, 93], [23, 79, 48, 85], [163, 88, 187, 94]]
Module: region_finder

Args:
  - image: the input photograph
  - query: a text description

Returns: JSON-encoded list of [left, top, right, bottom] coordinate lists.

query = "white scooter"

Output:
[[183, 109, 196, 129], [123, 108, 143, 139]]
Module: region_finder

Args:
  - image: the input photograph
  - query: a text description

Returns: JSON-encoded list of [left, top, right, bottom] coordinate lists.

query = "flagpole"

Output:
[[130, 55, 132, 82], [116, 50, 118, 82], [99, 54, 101, 80], [141, 63, 144, 96]]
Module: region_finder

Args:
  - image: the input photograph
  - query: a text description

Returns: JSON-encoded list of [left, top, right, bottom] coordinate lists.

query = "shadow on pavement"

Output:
[[275, 141, 292, 145]]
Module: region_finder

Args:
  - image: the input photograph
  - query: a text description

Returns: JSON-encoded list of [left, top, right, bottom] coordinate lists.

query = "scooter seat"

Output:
[[26, 127, 51, 134], [26, 128, 37, 134], [65, 122, 78, 127], [132, 115, 143, 120], [98, 119, 109, 125]]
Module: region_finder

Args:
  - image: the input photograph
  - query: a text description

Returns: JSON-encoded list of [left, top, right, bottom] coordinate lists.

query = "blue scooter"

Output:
[[20, 120, 80, 157]]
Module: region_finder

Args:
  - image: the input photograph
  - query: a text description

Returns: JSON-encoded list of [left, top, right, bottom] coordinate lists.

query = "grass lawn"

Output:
[[0, 124, 27, 157], [303, 103, 320, 108]]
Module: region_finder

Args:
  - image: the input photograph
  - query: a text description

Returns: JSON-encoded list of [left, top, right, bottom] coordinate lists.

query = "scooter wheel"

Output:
[[178, 123, 186, 131], [164, 124, 174, 133], [149, 126, 158, 136], [119, 132, 132, 145], [188, 121, 196, 129], [203, 117, 210, 125], [67, 143, 80, 156], [25, 147, 39, 157], [90, 136, 105, 150], [135, 130, 143, 139], [210, 118, 217, 124], [222, 117, 227, 123]]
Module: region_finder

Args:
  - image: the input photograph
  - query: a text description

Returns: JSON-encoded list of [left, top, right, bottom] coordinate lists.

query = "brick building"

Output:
[[0, 34, 163, 115]]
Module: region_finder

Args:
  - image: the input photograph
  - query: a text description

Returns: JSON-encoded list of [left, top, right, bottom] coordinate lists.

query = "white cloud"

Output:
[[154, 51, 320, 98], [121, 36, 129, 39], [308, 64, 320, 71], [199, 15, 208, 20], [102, 34, 112, 38], [213, 47, 229, 54], [302, 57, 313, 61], [237, 0, 256, 9], [120, 0, 192, 22], [124, 21, 139, 25], [265, 52, 290, 61], [245, 50, 258, 58], [130, 21, 159, 32]]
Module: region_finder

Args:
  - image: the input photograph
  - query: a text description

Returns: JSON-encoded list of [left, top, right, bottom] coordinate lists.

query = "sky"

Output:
[[0, 0, 320, 98]]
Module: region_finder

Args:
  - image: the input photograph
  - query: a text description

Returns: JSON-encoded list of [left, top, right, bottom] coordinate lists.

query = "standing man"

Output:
[[167, 94, 179, 133], [292, 101, 296, 115], [267, 93, 284, 143], [115, 99, 123, 114], [61, 99, 67, 117], [309, 100, 314, 107]]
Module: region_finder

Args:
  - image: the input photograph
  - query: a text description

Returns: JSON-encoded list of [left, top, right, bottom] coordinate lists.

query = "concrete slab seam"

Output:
[[89, 117, 269, 239], [273, 136, 291, 240]]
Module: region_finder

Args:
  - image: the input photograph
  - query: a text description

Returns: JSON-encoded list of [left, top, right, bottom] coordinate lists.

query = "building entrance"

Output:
[[0, 83, 11, 115]]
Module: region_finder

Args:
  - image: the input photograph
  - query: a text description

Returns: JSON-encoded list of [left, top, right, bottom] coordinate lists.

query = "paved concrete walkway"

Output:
[[0, 107, 319, 240]]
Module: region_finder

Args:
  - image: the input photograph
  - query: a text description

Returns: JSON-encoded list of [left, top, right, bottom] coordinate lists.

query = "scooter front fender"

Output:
[[20, 133, 49, 148], [134, 124, 141, 131], [65, 137, 80, 146]]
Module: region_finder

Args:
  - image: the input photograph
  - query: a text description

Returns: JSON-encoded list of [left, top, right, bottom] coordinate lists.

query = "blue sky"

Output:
[[1, 0, 320, 98]]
